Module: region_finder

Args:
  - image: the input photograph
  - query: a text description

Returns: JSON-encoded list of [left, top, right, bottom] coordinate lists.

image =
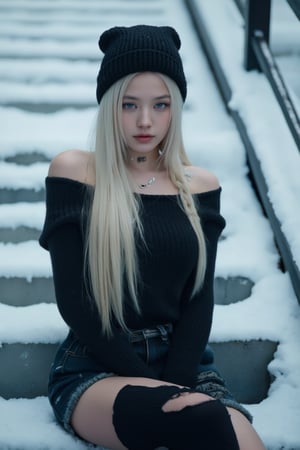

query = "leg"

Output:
[[227, 408, 266, 450], [72, 376, 155, 450], [71, 376, 237, 450], [72, 376, 210, 450], [113, 384, 239, 450], [195, 369, 266, 448]]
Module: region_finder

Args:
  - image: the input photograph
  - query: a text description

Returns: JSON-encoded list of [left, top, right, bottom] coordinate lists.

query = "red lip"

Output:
[[134, 135, 154, 142], [135, 134, 153, 138]]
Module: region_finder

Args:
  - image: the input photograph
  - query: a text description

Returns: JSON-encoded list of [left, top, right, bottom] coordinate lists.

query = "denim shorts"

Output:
[[48, 325, 252, 436]]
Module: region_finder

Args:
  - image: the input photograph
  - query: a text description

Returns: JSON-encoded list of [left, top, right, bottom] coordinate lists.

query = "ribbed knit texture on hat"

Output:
[[96, 25, 187, 103]]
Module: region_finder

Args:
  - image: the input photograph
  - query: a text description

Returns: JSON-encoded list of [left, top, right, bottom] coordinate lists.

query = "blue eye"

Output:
[[154, 102, 170, 110], [122, 102, 136, 110]]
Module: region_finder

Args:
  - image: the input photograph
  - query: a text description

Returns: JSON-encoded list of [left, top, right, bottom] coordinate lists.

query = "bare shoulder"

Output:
[[185, 165, 220, 194], [48, 149, 95, 185]]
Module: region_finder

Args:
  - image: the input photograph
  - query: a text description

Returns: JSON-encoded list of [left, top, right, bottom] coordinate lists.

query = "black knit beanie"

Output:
[[96, 25, 187, 104]]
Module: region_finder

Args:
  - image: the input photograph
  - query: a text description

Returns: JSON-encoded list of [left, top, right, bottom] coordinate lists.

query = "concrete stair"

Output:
[[0, 0, 293, 449]]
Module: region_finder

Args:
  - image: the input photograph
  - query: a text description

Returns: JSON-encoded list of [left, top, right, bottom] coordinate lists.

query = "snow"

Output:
[[0, 303, 67, 344], [0, 0, 299, 448], [0, 396, 90, 450], [0, 107, 97, 157], [0, 202, 45, 229], [0, 162, 48, 189], [194, 0, 300, 269], [0, 241, 51, 279]]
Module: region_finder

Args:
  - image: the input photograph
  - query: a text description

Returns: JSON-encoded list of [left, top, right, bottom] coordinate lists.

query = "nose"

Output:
[[137, 106, 152, 128]]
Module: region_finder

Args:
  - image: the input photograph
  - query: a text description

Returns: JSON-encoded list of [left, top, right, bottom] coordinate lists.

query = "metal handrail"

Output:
[[234, 0, 300, 21], [183, 0, 300, 304], [244, 0, 300, 151], [251, 30, 300, 149]]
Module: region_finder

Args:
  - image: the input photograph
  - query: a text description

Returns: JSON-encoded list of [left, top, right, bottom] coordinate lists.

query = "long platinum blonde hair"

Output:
[[86, 73, 207, 336]]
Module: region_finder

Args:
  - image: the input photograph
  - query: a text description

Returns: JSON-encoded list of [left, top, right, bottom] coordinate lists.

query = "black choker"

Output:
[[130, 155, 147, 163]]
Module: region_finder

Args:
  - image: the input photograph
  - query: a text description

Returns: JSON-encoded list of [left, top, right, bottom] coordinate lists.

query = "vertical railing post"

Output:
[[244, 0, 272, 71]]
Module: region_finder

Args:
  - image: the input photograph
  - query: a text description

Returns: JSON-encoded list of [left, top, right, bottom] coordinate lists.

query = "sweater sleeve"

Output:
[[39, 177, 157, 378], [161, 191, 225, 387]]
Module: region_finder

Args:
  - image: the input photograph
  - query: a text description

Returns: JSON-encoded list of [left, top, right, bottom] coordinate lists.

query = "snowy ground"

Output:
[[0, 0, 300, 449]]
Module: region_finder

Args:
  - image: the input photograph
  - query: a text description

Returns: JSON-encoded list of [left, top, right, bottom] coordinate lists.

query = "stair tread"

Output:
[[0, 0, 299, 447], [0, 106, 94, 160], [0, 270, 293, 343], [0, 391, 299, 450], [0, 396, 108, 450], [0, 303, 66, 344], [0, 241, 51, 278], [0, 202, 44, 228], [0, 81, 96, 104], [0, 161, 47, 189]]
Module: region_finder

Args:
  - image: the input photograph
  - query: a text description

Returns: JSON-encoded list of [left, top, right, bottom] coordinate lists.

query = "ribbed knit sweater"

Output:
[[39, 176, 225, 387]]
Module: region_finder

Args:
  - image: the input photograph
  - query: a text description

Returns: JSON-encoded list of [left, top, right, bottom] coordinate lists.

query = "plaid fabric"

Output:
[[195, 370, 253, 423]]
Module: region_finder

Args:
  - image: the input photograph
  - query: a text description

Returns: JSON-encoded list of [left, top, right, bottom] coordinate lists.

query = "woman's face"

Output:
[[121, 72, 171, 156]]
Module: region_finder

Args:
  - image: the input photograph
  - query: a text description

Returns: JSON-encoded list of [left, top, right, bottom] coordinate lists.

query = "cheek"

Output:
[[121, 115, 131, 134]]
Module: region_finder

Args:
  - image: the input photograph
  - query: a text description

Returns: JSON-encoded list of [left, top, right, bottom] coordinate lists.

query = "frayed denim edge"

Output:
[[62, 372, 115, 435]]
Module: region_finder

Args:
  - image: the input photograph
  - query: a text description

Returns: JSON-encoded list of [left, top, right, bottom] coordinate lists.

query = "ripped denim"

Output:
[[48, 325, 252, 437]]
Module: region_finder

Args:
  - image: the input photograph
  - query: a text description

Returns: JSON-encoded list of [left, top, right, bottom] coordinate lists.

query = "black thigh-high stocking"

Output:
[[112, 384, 240, 450]]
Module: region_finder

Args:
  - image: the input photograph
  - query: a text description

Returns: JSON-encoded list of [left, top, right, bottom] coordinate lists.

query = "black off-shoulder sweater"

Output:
[[39, 177, 225, 387]]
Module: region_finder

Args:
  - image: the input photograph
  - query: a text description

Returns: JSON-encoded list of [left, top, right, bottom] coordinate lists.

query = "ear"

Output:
[[162, 26, 181, 50], [98, 26, 125, 52]]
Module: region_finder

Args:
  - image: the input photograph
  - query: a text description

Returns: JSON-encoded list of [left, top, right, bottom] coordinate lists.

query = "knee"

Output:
[[112, 384, 240, 450], [162, 391, 212, 412]]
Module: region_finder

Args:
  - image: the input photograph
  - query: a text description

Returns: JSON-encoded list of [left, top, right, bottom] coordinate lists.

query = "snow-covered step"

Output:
[[0, 3, 166, 65], [0, 342, 59, 399], [0, 274, 253, 307], [0, 300, 278, 403], [0, 241, 52, 280], [0, 338, 277, 404], [0, 275, 254, 308], [1, 268, 299, 449], [215, 275, 254, 305], [0, 161, 47, 203], [0, 225, 40, 243], [0, 88, 95, 112], [0, 0, 162, 11], [0, 277, 55, 305], [0, 3, 165, 27], [0, 187, 44, 204], [0, 201, 44, 242], [0, 236, 255, 305], [0, 0, 299, 447], [0, 1, 169, 113], [0, 161, 47, 187], [0, 107, 96, 161], [0, 395, 108, 450], [4, 151, 50, 165], [0, 59, 98, 83]]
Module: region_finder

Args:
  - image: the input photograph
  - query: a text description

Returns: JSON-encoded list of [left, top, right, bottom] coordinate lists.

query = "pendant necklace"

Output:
[[138, 176, 156, 189], [131, 153, 159, 189]]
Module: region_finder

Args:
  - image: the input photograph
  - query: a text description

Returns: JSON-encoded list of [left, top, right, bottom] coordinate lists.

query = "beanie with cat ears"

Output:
[[96, 25, 187, 103]]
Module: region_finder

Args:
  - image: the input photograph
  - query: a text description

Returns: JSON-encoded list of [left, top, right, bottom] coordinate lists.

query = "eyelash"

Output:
[[122, 103, 136, 110], [154, 102, 170, 110], [122, 102, 170, 110]]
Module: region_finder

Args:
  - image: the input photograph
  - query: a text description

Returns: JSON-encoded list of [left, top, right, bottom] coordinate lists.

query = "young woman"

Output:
[[40, 25, 266, 450]]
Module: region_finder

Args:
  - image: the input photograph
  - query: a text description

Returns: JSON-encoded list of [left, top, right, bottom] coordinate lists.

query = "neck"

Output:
[[126, 149, 168, 192], [127, 149, 162, 172]]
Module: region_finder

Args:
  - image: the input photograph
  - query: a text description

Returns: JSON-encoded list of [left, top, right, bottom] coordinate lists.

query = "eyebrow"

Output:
[[123, 95, 171, 100]]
